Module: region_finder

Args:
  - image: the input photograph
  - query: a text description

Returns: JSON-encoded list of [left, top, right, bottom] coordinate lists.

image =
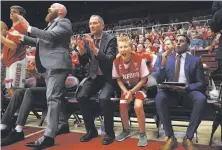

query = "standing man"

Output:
[[210, 1, 222, 64], [1, 6, 27, 89], [11, 3, 72, 149], [155, 35, 207, 150], [76, 15, 117, 145]]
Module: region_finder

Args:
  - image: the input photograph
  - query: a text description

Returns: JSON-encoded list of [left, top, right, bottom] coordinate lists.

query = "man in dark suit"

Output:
[[76, 15, 117, 145], [154, 35, 207, 150], [9, 3, 73, 149], [210, 1, 222, 62]]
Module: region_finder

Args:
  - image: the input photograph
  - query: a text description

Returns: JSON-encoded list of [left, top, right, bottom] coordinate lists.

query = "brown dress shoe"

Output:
[[159, 137, 178, 150], [182, 139, 197, 150]]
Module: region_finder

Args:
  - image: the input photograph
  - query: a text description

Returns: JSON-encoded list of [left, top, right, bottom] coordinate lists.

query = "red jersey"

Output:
[[112, 54, 149, 88], [3, 22, 27, 67]]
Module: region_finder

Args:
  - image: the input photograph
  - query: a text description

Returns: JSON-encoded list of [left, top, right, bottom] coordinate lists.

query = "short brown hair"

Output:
[[10, 5, 26, 17], [176, 34, 190, 44]]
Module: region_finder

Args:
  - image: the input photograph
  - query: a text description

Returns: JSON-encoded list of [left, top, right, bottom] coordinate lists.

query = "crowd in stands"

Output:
[[23, 15, 221, 80]]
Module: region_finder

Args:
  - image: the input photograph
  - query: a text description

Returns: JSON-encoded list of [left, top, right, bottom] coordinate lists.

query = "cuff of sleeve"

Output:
[[27, 26, 32, 33], [94, 48, 99, 56], [21, 35, 24, 41]]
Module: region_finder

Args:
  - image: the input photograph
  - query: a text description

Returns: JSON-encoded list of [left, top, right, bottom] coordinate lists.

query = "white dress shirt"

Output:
[[176, 52, 187, 83]]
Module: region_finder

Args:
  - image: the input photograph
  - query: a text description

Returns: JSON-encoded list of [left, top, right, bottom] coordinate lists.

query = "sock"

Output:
[[15, 125, 23, 132], [0, 124, 7, 130]]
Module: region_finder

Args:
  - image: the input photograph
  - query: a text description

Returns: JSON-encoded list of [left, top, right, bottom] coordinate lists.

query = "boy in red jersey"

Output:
[[112, 36, 149, 147], [1, 6, 27, 88]]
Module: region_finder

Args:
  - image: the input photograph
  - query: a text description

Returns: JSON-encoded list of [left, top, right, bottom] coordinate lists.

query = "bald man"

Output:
[[9, 3, 72, 149]]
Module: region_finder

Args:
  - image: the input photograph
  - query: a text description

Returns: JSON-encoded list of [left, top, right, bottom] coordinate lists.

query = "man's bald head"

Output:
[[51, 3, 67, 17]]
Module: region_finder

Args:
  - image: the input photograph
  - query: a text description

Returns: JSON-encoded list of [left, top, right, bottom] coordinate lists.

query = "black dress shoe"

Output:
[[25, 136, 54, 149], [80, 130, 98, 142], [1, 130, 24, 146], [102, 134, 115, 145], [56, 125, 70, 135], [1, 128, 11, 139]]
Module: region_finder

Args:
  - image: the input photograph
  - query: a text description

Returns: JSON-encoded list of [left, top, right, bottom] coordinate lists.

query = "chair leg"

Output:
[[73, 113, 82, 124], [209, 111, 221, 145], [195, 130, 198, 143], [156, 114, 161, 139], [32, 110, 41, 119], [39, 109, 47, 126], [98, 115, 104, 126]]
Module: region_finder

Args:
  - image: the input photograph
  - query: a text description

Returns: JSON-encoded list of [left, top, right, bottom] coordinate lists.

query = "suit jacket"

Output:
[[78, 32, 117, 82], [155, 53, 206, 93], [210, 1, 222, 60], [23, 18, 73, 73]]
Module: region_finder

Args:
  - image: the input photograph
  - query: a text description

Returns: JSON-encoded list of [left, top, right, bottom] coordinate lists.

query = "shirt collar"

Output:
[[176, 52, 187, 59], [47, 17, 60, 26], [94, 32, 103, 40]]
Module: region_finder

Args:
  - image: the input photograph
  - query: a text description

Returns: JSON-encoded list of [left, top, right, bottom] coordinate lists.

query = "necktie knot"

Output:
[[177, 54, 182, 59], [94, 39, 100, 48], [174, 54, 182, 82]]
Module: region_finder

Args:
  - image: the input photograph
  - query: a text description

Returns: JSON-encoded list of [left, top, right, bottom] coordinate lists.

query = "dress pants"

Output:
[[1, 87, 47, 127], [155, 89, 207, 139], [42, 69, 69, 138], [77, 75, 115, 136]]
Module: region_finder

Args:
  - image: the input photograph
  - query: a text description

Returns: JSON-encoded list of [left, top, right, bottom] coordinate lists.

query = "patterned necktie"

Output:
[[95, 39, 100, 49], [174, 54, 182, 82], [88, 39, 100, 79]]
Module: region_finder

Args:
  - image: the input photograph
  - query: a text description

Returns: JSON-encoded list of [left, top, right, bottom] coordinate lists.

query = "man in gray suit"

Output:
[[9, 3, 72, 149]]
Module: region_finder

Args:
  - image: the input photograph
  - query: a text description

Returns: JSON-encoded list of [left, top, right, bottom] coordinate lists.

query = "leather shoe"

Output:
[[80, 130, 98, 142], [25, 136, 54, 149], [1, 128, 11, 139], [1, 130, 24, 146], [102, 134, 115, 145], [56, 125, 70, 135], [159, 136, 178, 150], [182, 138, 197, 150]]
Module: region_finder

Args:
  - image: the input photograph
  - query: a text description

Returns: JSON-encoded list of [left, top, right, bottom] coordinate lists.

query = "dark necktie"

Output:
[[88, 39, 100, 79], [174, 54, 182, 82]]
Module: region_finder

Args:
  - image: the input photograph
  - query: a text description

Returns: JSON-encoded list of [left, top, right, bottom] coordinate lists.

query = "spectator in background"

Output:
[[204, 29, 215, 49], [153, 38, 175, 78], [136, 43, 154, 72], [190, 31, 203, 52]]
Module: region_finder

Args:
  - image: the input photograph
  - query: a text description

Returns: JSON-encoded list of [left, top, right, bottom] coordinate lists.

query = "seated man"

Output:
[[0, 87, 47, 146], [154, 34, 207, 150], [0, 78, 69, 146]]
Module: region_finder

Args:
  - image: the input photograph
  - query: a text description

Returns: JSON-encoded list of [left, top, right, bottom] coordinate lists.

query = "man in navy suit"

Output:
[[154, 35, 207, 150]]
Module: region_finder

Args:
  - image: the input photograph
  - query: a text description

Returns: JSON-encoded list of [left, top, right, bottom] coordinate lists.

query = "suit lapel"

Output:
[[99, 32, 107, 53], [168, 55, 176, 81], [47, 19, 59, 31], [184, 53, 191, 82]]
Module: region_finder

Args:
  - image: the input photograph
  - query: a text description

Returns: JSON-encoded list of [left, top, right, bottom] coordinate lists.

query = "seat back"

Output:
[[65, 76, 79, 92], [200, 54, 217, 86]]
